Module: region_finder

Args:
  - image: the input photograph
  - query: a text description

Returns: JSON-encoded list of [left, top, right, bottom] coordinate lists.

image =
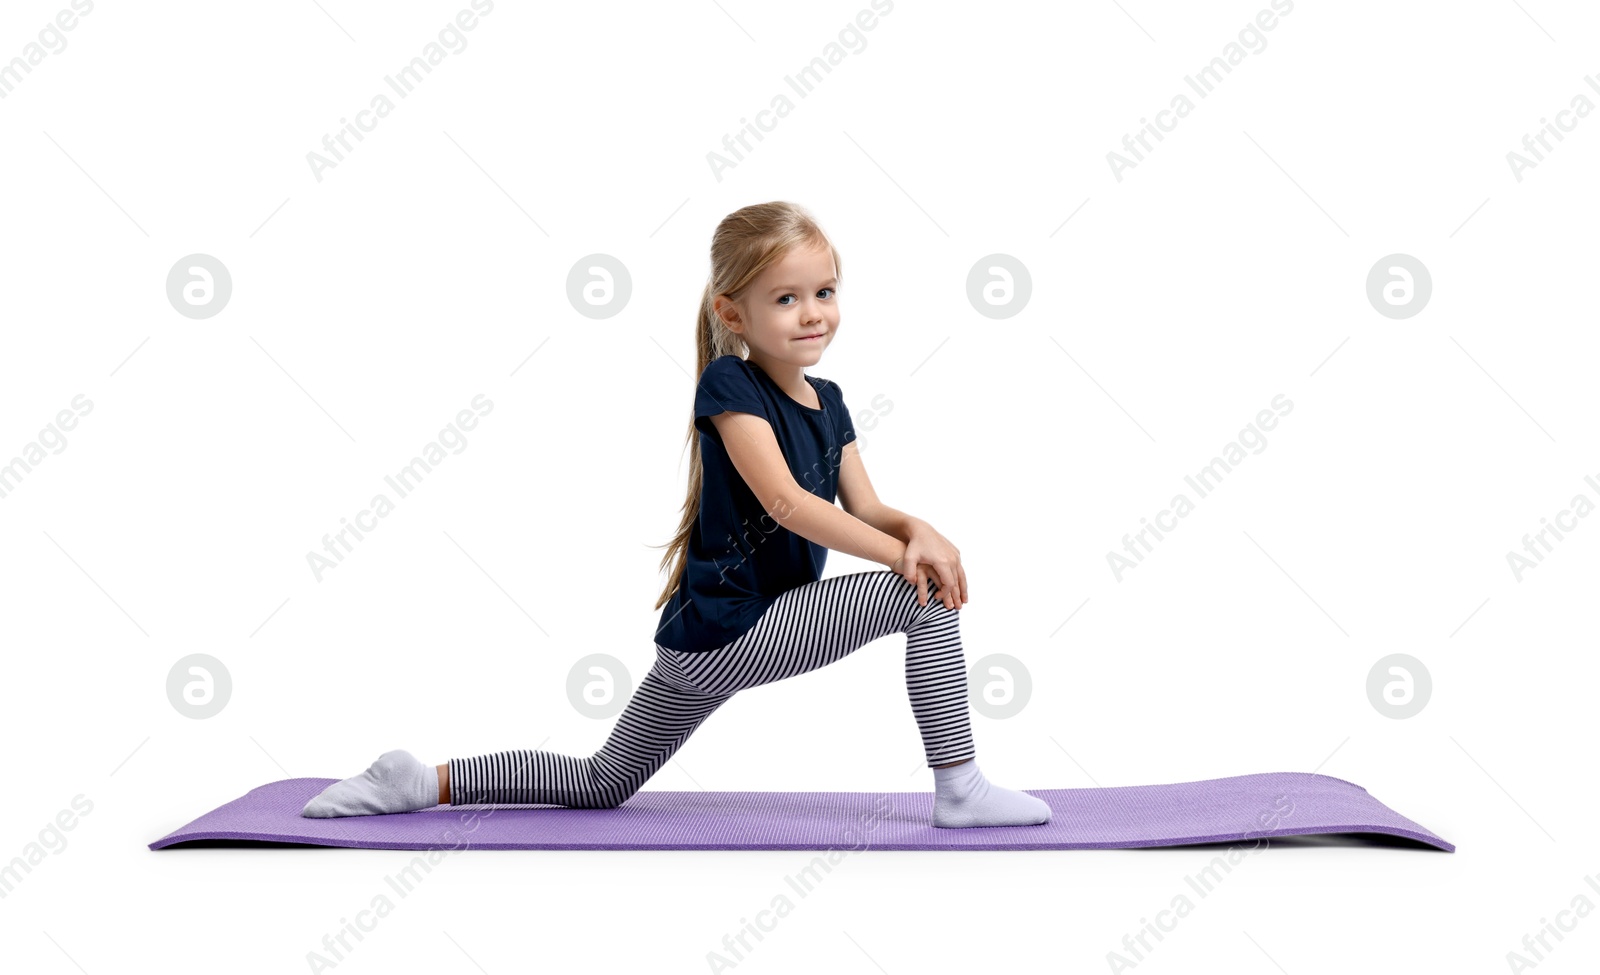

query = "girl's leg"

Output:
[[301, 659, 731, 818], [445, 654, 734, 809], [665, 569, 1049, 827], [303, 570, 1045, 825], [666, 569, 977, 767], [447, 570, 980, 811]]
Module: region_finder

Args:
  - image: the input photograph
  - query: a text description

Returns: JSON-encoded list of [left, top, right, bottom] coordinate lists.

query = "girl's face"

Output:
[[718, 242, 840, 369]]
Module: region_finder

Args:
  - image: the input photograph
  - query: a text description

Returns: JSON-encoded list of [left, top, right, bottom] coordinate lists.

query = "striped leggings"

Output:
[[446, 569, 976, 808]]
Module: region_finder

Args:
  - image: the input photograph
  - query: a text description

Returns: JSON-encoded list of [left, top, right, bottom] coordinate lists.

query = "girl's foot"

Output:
[[931, 759, 1051, 828], [301, 749, 440, 818]]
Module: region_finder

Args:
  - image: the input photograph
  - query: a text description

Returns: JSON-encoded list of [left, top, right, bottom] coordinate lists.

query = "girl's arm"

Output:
[[835, 442, 926, 541], [710, 411, 905, 568], [836, 438, 965, 610]]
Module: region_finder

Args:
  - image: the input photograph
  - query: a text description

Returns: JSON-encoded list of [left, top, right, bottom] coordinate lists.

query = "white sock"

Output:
[[301, 749, 440, 818], [931, 759, 1051, 828]]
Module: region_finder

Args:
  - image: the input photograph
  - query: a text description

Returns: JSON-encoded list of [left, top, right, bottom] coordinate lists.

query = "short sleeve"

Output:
[[694, 356, 770, 438], [830, 379, 857, 446]]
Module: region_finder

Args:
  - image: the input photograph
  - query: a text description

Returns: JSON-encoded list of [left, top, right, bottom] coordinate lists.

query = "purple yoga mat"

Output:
[[148, 771, 1453, 852]]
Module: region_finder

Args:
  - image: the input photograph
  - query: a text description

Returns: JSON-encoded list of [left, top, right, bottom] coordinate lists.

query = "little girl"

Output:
[[302, 201, 1050, 829]]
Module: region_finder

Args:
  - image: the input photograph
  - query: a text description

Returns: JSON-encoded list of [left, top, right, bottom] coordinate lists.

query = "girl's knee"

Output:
[[582, 764, 635, 809], [906, 597, 958, 634]]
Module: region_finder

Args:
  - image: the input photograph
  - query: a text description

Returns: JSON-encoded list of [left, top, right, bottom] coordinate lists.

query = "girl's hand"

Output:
[[897, 524, 967, 610]]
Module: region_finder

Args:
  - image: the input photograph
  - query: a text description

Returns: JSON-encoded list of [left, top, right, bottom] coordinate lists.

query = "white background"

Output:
[[2, 0, 1596, 971]]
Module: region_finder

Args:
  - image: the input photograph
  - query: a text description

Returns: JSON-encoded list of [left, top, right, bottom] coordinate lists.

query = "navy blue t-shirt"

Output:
[[655, 354, 858, 653]]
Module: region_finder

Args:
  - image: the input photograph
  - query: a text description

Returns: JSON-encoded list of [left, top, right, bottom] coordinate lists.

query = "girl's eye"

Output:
[[778, 288, 835, 305]]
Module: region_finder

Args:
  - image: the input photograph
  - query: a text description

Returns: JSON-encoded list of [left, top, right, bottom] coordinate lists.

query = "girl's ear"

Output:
[[713, 295, 744, 333]]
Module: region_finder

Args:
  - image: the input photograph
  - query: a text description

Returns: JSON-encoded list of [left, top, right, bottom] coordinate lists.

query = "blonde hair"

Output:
[[651, 201, 843, 610]]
